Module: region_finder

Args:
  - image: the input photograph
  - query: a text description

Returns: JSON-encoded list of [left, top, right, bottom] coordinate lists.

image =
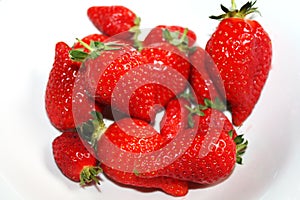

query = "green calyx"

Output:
[[69, 39, 124, 62], [76, 111, 107, 152], [232, 134, 248, 165], [210, 1, 260, 20], [162, 28, 192, 53], [185, 98, 226, 128], [80, 165, 103, 186]]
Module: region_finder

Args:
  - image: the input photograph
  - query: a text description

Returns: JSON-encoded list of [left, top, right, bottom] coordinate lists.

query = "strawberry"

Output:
[[78, 113, 188, 196], [52, 131, 102, 185], [87, 6, 139, 38], [205, 1, 272, 126], [154, 127, 245, 185], [138, 100, 245, 185], [189, 46, 226, 105], [71, 40, 158, 122], [45, 42, 102, 131], [143, 25, 197, 47]]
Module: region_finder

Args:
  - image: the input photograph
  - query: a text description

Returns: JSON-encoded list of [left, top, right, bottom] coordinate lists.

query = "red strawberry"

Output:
[[87, 6, 139, 38], [154, 127, 244, 185], [52, 131, 102, 185], [144, 25, 197, 47], [73, 40, 157, 122], [205, 1, 272, 126], [189, 46, 226, 105], [45, 42, 102, 131], [78, 113, 188, 196], [139, 100, 245, 185], [140, 42, 191, 107], [71, 38, 165, 122]]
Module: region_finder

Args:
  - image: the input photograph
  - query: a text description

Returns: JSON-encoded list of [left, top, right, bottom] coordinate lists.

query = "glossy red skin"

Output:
[[206, 18, 272, 126], [140, 42, 191, 107], [83, 44, 157, 122], [97, 118, 164, 171], [189, 46, 226, 105], [139, 108, 237, 185], [97, 117, 188, 196], [45, 42, 102, 131], [159, 127, 236, 185], [144, 25, 197, 47], [87, 6, 136, 38], [97, 105, 237, 186], [52, 132, 98, 182], [160, 98, 191, 141]]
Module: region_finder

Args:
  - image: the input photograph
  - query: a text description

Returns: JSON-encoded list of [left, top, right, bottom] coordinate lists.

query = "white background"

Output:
[[0, 0, 300, 199]]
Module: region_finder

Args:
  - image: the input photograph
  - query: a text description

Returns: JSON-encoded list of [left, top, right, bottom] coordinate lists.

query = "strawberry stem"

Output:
[[231, 0, 237, 10], [76, 38, 94, 52]]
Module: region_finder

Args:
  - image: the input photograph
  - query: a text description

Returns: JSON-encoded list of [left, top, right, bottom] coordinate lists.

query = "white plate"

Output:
[[0, 0, 299, 199]]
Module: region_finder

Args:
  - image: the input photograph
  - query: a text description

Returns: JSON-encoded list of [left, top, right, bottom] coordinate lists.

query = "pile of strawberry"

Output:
[[45, 1, 272, 197]]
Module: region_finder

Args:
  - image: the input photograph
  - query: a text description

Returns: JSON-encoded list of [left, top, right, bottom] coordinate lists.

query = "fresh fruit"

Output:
[[52, 131, 102, 185], [137, 100, 244, 185], [78, 112, 188, 196], [205, 1, 272, 126], [81, 97, 245, 187], [87, 5, 139, 38], [45, 42, 102, 131], [44, 2, 259, 196], [71, 40, 158, 122]]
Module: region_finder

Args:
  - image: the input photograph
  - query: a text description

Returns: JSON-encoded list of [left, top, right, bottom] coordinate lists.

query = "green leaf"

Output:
[[234, 135, 244, 145], [234, 135, 248, 165], [69, 50, 89, 62], [236, 156, 242, 165], [203, 98, 226, 111], [76, 110, 107, 151], [221, 4, 230, 13], [162, 29, 172, 41]]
